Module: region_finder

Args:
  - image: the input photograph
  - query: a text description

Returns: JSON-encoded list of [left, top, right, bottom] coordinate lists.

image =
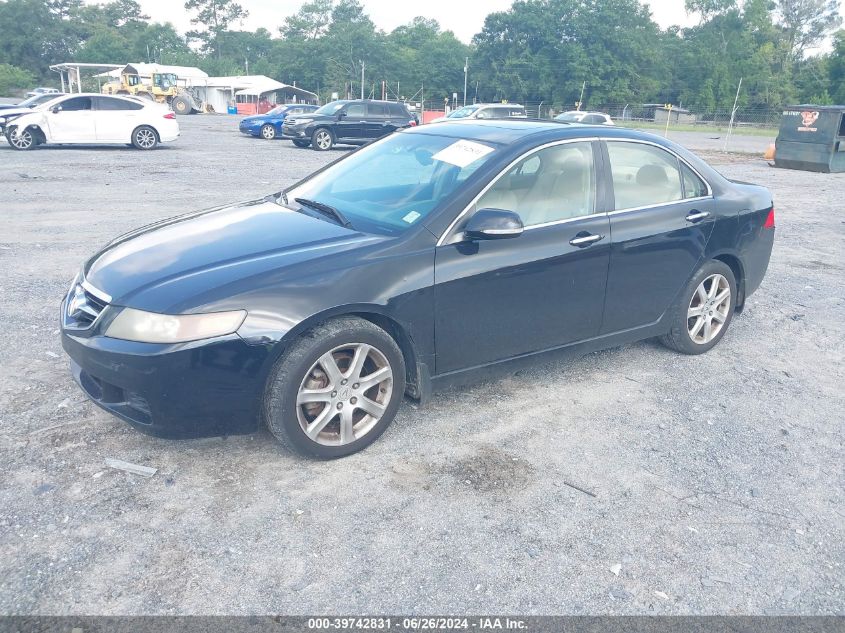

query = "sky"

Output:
[[130, 0, 703, 42]]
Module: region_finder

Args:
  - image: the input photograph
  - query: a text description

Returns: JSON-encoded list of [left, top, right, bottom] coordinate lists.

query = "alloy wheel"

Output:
[[296, 343, 393, 446], [687, 273, 731, 345], [135, 128, 157, 149], [315, 130, 332, 150], [261, 125, 275, 140], [8, 128, 34, 150]]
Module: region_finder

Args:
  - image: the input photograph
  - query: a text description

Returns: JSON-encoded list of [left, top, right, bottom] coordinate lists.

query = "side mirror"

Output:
[[337, 110, 347, 119], [464, 208, 524, 241], [51, 105, 62, 114]]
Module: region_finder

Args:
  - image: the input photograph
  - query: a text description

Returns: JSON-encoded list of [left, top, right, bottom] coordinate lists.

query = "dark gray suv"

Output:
[[282, 99, 417, 150]]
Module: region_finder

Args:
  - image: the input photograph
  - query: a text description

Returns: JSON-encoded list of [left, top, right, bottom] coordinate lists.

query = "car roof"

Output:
[[407, 119, 655, 146]]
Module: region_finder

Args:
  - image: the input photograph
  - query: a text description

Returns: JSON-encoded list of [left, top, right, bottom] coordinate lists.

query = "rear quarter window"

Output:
[[681, 162, 708, 199]]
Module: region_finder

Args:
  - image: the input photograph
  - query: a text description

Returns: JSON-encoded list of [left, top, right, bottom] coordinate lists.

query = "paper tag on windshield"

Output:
[[432, 140, 495, 168], [403, 211, 421, 224]]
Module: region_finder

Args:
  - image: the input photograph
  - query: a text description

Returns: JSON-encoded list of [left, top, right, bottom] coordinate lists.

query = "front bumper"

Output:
[[62, 329, 270, 438], [282, 126, 309, 139], [239, 124, 261, 136]]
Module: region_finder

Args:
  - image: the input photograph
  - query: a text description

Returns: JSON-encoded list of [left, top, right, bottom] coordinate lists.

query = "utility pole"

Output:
[[463, 57, 468, 107], [724, 77, 743, 152], [360, 61, 365, 99]]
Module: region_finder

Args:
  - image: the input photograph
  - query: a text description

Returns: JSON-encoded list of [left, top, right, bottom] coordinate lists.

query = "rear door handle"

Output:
[[569, 233, 604, 247], [685, 211, 710, 223]]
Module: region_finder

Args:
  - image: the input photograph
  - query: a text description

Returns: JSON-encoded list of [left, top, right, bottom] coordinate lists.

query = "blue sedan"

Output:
[[238, 104, 319, 139]]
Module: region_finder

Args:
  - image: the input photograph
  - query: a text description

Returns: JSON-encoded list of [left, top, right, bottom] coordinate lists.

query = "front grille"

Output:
[[64, 283, 109, 330]]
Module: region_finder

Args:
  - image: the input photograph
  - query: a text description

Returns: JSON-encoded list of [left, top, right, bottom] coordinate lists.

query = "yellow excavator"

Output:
[[102, 65, 203, 115]]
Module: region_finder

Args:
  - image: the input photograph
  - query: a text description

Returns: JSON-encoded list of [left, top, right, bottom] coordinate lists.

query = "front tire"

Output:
[[171, 96, 191, 115], [260, 124, 276, 140], [131, 125, 159, 150], [264, 317, 406, 458], [311, 127, 334, 151], [660, 260, 736, 355], [6, 126, 38, 150]]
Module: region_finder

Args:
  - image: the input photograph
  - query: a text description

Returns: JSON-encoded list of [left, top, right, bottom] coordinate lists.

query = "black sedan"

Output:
[[61, 121, 774, 458]]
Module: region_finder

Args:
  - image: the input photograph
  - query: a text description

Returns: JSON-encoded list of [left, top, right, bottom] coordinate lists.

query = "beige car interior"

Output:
[[474, 143, 596, 226]]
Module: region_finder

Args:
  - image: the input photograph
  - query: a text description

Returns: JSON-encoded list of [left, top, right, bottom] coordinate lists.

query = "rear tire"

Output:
[[660, 260, 736, 355], [260, 124, 276, 140], [131, 125, 159, 150], [311, 127, 334, 151], [6, 126, 38, 150], [264, 317, 406, 458], [293, 139, 310, 148]]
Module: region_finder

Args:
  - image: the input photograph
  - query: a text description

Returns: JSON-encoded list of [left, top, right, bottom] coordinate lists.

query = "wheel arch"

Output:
[[131, 124, 160, 143], [312, 125, 335, 140], [7, 122, 46, 144], [264, 304, 427, 402], [711, 252, 746, 312]]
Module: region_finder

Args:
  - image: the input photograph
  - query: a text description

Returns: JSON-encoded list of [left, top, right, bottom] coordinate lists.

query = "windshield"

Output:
[[556, 112, 583, 122], [267, 105, 287, 115], [34, 96, 66, 110], [20, 94, 56, 107], [314, 101, 347, 115], [448, 105, 481, 119], [285, 132, 499, 236]]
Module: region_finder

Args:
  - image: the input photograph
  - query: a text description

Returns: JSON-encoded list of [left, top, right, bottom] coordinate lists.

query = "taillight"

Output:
[[409, 120, 417, 127], [764, 207, 775, 229], [164, 112, 176, 120]]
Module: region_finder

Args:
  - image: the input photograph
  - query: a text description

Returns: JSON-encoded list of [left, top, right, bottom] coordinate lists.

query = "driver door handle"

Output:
[[685, 210, 710, 223], [569, 233, 604, 247]]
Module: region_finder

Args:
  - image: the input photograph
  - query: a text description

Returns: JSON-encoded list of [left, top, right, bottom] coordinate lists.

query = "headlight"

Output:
[[104, 308, 247, 344]]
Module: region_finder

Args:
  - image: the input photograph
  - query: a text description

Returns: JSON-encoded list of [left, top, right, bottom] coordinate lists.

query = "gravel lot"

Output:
[[0, 116, 842, 616]]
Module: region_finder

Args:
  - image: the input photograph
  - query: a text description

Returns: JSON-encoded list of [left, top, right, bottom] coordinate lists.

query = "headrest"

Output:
[[637, 164, 668, 186]]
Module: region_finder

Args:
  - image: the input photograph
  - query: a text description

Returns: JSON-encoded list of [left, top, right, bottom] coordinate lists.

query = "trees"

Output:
[[472, 0, 664, 106], [829, 29, 845, 103], [0, 64, 34, 95], [776, 0, 843, 59], [184, 0, 249, 59], [0, 0, 842, 107]]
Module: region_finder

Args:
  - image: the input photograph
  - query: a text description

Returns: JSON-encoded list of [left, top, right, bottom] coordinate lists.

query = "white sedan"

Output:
[[555, 110, 615, 125], [4, 93, 180, 151]]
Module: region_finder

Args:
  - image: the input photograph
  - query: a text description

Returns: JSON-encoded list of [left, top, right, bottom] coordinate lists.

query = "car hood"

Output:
[[83, 199, 381, 313], [241, 114, 277, 124], [287, 113, 330, 124], [0, 107, 34, 120]]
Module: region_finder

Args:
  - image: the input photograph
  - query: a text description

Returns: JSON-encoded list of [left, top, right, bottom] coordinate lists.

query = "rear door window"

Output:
[[367, 103, 388, 118], [95, 97, 142, 111], [606, 142, 684, 210]]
